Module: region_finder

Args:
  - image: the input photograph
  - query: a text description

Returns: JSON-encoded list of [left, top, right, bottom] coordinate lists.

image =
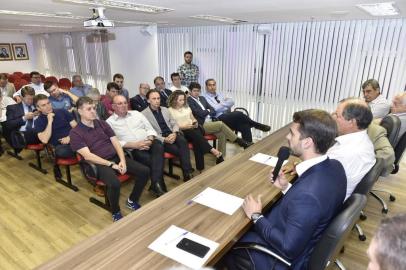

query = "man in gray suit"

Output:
[[142, 89, 194, 181]]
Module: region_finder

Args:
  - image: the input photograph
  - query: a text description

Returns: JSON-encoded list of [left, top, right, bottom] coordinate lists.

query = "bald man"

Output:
[[130, 83, 151, 112]]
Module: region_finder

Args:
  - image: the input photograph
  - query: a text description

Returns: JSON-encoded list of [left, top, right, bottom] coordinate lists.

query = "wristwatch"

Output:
[[251, 212, 264, 224]]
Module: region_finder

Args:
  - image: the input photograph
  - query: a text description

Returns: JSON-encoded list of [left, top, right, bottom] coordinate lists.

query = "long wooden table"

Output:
[[37, 125, 293, 269]]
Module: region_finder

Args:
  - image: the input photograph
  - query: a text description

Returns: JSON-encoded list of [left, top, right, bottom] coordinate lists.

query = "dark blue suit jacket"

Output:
[[239, 158, 346, 270], [6, 102, 33, 131], [159, 88, 172, 107], [130, 95, 149, 112], [187, 96, 216, 126]]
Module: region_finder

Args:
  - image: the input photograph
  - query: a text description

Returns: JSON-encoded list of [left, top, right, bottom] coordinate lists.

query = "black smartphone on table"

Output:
[[176, 238, 210, 258]]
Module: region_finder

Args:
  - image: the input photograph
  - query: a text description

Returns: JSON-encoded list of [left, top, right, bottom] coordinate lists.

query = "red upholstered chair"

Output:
[[13, 79, 28, 92], [7, 74, 18, 83], [163, 152, 181, 180], [58, 78, 72, 90], [204, 133, 217, 148], [55, 155, 79, 191], [76, 154, 132, 211], [40, 74, 46, 82], [13, 72, 23, 78], [26, 143, 47, 174], [45, 76, 58, 86], [21, 73, 31, 82]]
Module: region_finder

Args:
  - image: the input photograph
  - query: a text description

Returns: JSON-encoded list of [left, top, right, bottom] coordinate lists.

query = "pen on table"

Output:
[[186, 193, 203, 205], [263, 155, 272, 164], [165, 231, 188, 246]]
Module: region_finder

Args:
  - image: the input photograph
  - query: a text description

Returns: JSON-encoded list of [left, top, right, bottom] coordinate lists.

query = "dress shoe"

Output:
[[216, 155, 224, 164], [253, 122, 271, 132], [235, 138, 254, 149], [183, 173, 193, 182], [93, 185, 105, 197], [149, 183, 166, 197]]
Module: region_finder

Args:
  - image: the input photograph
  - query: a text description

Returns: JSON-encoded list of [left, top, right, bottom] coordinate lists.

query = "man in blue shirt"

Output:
[[34, 94, 77, 177], [44, 81, 78, 111], [70, 75, 92, 97], [204, 78, 270, 142]]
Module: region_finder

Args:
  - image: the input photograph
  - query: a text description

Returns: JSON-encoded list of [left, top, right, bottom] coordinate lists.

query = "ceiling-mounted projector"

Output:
[[84, 7, 114, 29]]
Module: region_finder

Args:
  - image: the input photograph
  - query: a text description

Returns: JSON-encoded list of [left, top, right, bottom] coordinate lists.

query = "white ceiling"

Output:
[[0, 0, 405, 33]]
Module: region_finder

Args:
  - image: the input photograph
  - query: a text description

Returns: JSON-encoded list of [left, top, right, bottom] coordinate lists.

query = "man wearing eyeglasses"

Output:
[[107, 95, 166, 197]]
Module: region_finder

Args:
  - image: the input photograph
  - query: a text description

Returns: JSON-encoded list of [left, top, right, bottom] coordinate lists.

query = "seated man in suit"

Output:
[[6, 86, 40, 150], [0, 89, 16, 154], [204, 78, 270, 142], [33, 94, 77, 177], [130, 83, 150, 112], [113, 73, 129, 100], [0, 73, 16, 98], [101, 82, 119, 116], [362, 79, 390, 119], [142, 89, 194, 181], [44, 81, 78, 111], [70, 96, 149, 222], [107, 95, 166, 197], [367, 213, 406, 270], [70, 75, 92, 97], [225, 109, 346, 270], [153, 76, 172, 107], [187, 82, 252, 157]]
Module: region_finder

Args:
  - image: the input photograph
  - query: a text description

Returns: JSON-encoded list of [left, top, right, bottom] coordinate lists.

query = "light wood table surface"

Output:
[[37, 125, 294, 270]]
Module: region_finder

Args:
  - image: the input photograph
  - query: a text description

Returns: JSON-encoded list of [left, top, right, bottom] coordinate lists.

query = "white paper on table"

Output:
[[191, 187, 244, 215], [249, 153, 288, 167], [148, 225, 219, 269]]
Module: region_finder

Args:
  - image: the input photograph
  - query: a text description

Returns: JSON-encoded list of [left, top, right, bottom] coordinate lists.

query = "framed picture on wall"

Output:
[[12, 43, 29, 60], [0, 43, 13, 61]]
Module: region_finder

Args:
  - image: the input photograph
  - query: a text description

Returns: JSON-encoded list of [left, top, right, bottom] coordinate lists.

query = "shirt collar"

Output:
[[79, 120, 99, 130], [112, 111, 133, 120], [370, 94, 385, 104], [296, 155, 328, 176], [335, 130, 367, 145], [206, 92, 216, 97]]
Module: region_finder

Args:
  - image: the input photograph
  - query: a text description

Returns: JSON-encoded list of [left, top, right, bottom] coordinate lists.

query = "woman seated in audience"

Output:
[[168, 90, 224, 172], [86, 88, 108, 120]]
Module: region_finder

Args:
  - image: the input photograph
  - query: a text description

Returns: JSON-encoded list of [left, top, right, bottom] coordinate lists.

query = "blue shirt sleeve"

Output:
[[62, 108, 74, 122]]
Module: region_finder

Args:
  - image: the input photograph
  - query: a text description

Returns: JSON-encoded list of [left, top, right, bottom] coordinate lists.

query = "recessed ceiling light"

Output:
[[20, 24, 74, 28], [0, 9, 85, 19], [357, 2, 399, 16], [189, 15, 247, 24], [56, 0, 174, 14]]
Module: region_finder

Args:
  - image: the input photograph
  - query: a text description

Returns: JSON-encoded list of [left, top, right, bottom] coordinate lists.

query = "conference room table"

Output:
[[37, 124, 296, 270]]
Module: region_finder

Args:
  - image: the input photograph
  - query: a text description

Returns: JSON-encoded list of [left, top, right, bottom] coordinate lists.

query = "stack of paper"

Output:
[[249, 153, 288, 167], [191, 187, 244, 215]]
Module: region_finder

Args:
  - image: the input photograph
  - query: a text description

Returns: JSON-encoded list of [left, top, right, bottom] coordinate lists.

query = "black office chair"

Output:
[[380, 114, 401, 148], [392, 131, 406, 174], [352, 158, 384, 240], [233, 194, 367, 270]]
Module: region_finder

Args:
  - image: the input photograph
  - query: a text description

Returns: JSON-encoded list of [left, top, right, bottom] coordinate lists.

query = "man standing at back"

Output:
[[177, 51, 199, 87], [226, 109, 346, 270]]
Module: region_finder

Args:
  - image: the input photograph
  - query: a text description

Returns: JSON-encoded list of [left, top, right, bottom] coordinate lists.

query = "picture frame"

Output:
[[0, 43, 13, 61], [12, 43, 29, 60]]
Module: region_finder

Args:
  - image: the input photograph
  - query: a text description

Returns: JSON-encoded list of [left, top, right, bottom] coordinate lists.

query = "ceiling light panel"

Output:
[[356, 2, 399, 16], [0, 9, 85, 19], [189, 15, 247, 24], [57, 0, 174, 14], [20, 24, 74, 28]]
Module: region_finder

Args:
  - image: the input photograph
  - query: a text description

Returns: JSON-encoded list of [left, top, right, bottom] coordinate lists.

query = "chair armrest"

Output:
[[123, 148, 134, 159], [233, 243, 292, 267], [234, 107, 249, 116], [76, 154, 99, 181]]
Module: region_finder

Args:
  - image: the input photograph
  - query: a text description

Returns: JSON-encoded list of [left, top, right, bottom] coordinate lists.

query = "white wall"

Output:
[[108, 26, 159, 97], [0, 32, 36, 74]]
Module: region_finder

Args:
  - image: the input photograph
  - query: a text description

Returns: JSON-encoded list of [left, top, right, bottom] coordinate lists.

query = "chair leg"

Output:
[[371, 189, 396, 202], [89, 186, 111, 211], [7, 149, 23, 160], [335, 259, 346, 270], [55, 165, 79, 192], [370, 191, 389, 214], [28, 150, 47, 174], [354, 223, 366, 241], [164, 159, 180, 180], [360, 210, 367, 221]]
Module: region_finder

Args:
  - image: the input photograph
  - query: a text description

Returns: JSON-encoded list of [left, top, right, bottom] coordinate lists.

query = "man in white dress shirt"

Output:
[[13, 71, 48, 100], [169, 72, 189, 93], [106, 95, 166, 197], [329, 98, 376, 200], [362, 79, 391, 119]]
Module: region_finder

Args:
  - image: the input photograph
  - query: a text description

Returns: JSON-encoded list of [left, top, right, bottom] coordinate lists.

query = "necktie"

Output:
[[27, 106, 33, 131], [214, 96, 220, 104]]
